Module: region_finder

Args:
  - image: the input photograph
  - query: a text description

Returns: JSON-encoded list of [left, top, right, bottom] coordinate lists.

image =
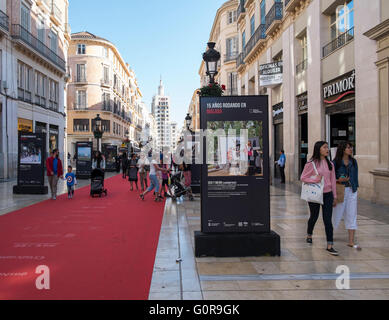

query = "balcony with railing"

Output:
[[11, 24, 66, 72], [266, 2, 283, 35], [244, 24, 266, 61], [322, 27, 354, 58], [236, 52, 245, 70], [74, 76, 87, 84], [285, 0, 300, 13], [224, 51, 239, 63], [0, 10, 9, 33], [237, 0, 246, 23], [73, 103, 88, 111], [296, 59, 308, 74]]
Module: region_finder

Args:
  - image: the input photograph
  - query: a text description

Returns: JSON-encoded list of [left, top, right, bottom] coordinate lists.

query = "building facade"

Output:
[[224, 0, 387, 204], [151, 79, 171, 152], [364, 3, 389, 205], [0, 0, 69, 180], [66, 31, 143, 157]]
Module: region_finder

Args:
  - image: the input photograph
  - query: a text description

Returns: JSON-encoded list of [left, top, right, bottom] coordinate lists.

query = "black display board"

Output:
[[18, 132, 46, 185], [76, 142, 92, 179], [200, 96, 270, 234], [102, 144, 118, 171]]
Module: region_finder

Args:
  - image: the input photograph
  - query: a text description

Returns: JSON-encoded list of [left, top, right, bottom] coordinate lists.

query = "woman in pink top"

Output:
[[300, 141, 338, 256]]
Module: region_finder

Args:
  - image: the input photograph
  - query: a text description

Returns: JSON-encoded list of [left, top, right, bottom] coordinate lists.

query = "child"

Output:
[[65, 165, 77, 199]]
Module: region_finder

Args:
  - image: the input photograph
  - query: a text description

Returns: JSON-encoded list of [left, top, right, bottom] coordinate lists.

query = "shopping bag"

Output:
[[301, 161, 324, 205], [336, 183, 345, 203]]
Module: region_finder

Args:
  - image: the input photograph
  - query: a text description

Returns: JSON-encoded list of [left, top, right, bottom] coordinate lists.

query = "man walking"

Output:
[[46, 149, 64, 200], [276, 150, 286, 184]]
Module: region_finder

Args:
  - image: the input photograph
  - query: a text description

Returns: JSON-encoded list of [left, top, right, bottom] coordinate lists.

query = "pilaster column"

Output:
[[307, 0, 325, 156]]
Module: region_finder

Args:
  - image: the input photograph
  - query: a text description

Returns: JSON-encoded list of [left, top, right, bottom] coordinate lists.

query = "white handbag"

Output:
[[301, 161, 324, 205]]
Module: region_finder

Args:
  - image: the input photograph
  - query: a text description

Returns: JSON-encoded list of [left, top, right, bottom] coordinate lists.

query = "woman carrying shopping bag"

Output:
[[333, 141, 361, 251], [300, 141, 338, 256]]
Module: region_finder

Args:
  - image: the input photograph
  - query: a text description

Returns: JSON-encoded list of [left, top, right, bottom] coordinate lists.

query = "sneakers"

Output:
[[306, 237, 313, 244], [326, 247, 339, 256]]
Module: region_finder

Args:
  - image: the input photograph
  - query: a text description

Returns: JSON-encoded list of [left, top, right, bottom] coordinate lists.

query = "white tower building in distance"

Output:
[[151, 79, 171, 151]]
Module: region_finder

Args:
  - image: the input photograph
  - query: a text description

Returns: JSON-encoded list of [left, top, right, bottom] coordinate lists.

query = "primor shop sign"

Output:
[[323, 70, 355, 104]]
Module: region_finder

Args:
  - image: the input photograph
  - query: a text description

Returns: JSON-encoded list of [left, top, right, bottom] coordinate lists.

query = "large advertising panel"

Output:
[[76, 142, 92, 178], [102, 144, 118, 171], [17, 132, 46, 186], [200, 96, 270, 233]]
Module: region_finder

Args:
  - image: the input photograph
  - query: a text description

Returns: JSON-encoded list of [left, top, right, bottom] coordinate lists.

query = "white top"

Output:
[[149, 159, 158, 175]]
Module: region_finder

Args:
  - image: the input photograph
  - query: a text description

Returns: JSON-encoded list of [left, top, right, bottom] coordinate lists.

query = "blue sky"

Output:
[[69, 0, 227, 127]]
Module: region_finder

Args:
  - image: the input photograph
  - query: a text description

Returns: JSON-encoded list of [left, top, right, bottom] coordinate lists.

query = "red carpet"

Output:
[[0, 174, 165, 300]]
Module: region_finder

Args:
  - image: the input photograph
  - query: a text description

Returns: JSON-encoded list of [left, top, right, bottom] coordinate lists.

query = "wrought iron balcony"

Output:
[[73, 104, 88, 111], [100, 79, 112, 87], [244, 24, 266, 59], [296, 59, 308, 74], [266, 2, 283, 34], [224, 52, 239, 63], [74, 76, 87, 83], [323, 27, 354, 58], [0, 10, 9, 32], [11, 24, 66, 72], [237, 0, 246, 22], [236, 52, 245, 69]]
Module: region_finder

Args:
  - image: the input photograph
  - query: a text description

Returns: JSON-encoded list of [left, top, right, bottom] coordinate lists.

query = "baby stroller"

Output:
[[90, 168, 108, 197], [169, 171, 194, 201]]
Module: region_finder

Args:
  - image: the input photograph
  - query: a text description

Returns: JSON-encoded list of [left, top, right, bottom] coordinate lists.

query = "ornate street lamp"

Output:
[[202, 42, 221, 84], [185, 113, 193, 132], [93, 114, 103, 152]]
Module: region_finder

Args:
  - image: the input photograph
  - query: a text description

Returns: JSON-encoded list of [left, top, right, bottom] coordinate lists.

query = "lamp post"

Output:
[[93, 114, 103, 152], [202, 42, 221, 84]]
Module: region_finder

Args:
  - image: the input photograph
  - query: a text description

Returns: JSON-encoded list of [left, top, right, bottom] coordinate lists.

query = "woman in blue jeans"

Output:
[[140, 158, 167, 202]]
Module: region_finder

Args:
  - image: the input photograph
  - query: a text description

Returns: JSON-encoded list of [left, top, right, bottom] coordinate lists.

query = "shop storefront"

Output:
[[323, 70, 356, 156], [297, 93, 308, 174], [273, 102, 283, 179]]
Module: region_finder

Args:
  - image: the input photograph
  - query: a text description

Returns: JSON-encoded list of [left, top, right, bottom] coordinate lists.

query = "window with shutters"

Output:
[[49, 30, 58, 54], [76, 90, 87, 110], [21, 3, 30, 31], [34, 71, 47, 107], [49, 79, 59, 111], [226, 36, 238, 59], [17, 61, 32, 102], [228, 11, 237, 24], [242, 31, 246, 49], [250, 15, 255, 37], [76, 64, 86, 82], [103, 66, 109, 84]]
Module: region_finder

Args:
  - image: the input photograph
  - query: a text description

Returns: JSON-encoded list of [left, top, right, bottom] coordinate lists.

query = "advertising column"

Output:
[[195, 96, 280, 257], [76, 141, 93, 179], [13, 132, 48, 194]]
